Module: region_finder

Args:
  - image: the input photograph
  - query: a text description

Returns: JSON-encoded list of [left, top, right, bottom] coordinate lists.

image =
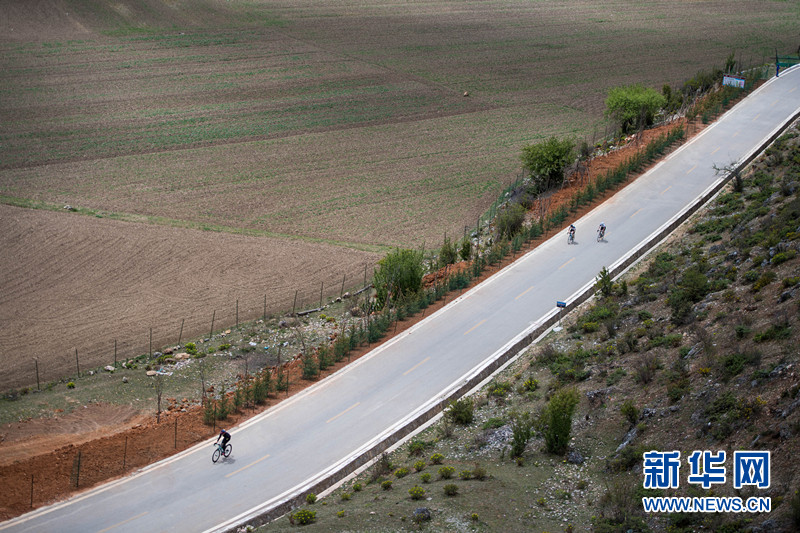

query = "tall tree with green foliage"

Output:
[[520, 136, 576, 193], [605, 84, 666, 134], [373, 248, 425, 308]]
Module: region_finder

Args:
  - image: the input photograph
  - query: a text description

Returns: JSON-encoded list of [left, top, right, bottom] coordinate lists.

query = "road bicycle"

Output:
[[597, 227, 606, 242], [212, 442, 232, 463], [567, 231, 575, 245]]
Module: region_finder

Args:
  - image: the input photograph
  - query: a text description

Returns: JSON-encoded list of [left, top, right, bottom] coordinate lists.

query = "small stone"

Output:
[[567, 451, 585, 464], [104, 365, 115, 372], [146, 370, 157, 376], [122, 376, 129, 383]]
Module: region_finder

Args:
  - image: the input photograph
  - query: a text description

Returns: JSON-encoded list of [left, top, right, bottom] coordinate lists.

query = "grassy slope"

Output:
[[255, 125, 800, 532]]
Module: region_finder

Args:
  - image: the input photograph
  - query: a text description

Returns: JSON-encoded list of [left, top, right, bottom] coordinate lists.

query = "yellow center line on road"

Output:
[[660, 186, 672, 195], [711, 147, 720, 155], [686, 164, 697, 174], [464, 319, 486, 335], [559, 257, 574, 270], [515, 286, 534, 300], [630, 208, 642, 218], [326, 402, 360, 424], [733, 130, 740, 137], [97, 512, 148, 533], [752, 113, 761, 121], [403, 356, 430, 376], [790, 87, 797, 94], [225, 454, 271, 478]]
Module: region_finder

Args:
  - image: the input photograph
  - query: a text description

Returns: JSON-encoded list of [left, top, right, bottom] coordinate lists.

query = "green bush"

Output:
[[543, 388, 579, 455], [446, 398, 474, 425], [510, 411, 535, 458], [353, 483, 362, 492], [420, 472, 431, 483], [430, 453, 444, 465], [752, 271, 777, 292], [413, 460, 426, 472], [408, 486, 426, 500], [521, 377, 538, 392], [496, 203, 527, 239], [459, 470, 472, 480], [292, 509, 316, 525], [302, 354, 319, 380], [605, 84, 666, 133], [472, 463, 487, 480], [520, 136, 576, 193], [488, 380, 512, 398], [482, 417, 506, 429], [340, 492, 351, 501], [438, 466, 455, 479], [381, 480, 393, 490], [443, 484, 459, 496], [67, 381, 75, 389], [305, 493, 317, 504], [394, 467, 409, 478], [620, 400, 639, 426], [373, 248, 425, 308]]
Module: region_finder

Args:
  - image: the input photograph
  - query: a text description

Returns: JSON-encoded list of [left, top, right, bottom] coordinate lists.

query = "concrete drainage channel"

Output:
[[226, 108, 800, 532]]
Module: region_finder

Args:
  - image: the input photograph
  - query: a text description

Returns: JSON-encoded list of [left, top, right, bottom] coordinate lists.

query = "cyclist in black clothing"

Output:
[[216, 429, 231, 450]]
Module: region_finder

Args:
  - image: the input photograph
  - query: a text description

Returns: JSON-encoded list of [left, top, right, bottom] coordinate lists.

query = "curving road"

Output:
[[2, 65, 799, 533]]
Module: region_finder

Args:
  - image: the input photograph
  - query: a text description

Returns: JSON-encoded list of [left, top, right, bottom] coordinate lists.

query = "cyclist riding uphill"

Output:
[[216, 429, 231, 449], [568, 224, 576, 243], [597, 223, 606, 239]]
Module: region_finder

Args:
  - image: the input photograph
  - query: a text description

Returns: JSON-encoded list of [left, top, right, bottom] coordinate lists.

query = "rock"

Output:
[[163, 358, 176, 365], [163, 347, 173, 355], [175, 352, 189, 360], [63, 205, 75, 211], [88, 370, 94, 376], [463, 91, 469, 97], [153, 351, 162, 358], [615, 426, 638, 453], [342, 292, 351, 299], [779, 290, 794, 303], [349, 306, 363, 317], [146, 370, 158, 376], [104, 365, 115, 372], [586, 387, 612, 406], [566, 450, 585, 464], [122, 376, 129, 383], [412, 508, 431, 522]]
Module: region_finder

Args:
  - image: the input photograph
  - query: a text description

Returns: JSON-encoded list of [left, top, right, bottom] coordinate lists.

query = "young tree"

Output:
[[542, 387, 579, 455], [373, 248, 425, 308], [520, 136, 576, 193], [605, 84, 666, 134]]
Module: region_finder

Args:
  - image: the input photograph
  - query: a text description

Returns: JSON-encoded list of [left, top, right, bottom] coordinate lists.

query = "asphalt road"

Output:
[[2, 65, 799, 533]]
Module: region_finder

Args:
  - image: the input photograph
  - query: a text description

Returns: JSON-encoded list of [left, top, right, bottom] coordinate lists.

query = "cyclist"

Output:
[[597, 223, 606, 241], [216, 428, 231, 451], [568, 224, 576, 244]]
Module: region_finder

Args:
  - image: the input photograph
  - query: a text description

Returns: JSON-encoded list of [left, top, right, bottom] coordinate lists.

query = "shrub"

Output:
[[340, 492, 351, 501], [521, 377, 538, 392], [443, 484, 459, 496], [520, 136, 576, 192], [381, 480, 393, 490], [446, 398, 474, 425], [438, 466, 455, 479], [420, 472, 431, 483], [752, 271, 777, 292], [605, 84, 666, 133], [472, 463, 487, 480], [496, 203, 527, 239], [302, 354, 319, 380], [754, 323, 791, 342], [373, 248, 425, 308], [184, 342, 198, 355], [620, 400, 639, 426], [67, 381, 75, 389], [292, 509, 316, 525], [510, 411, 535, 458], [488, 380, 512, 398], [407, 439, 427, 457], [305, 493, 317, 504], [337, 510, 345, 518], [413, 460, 426, 472], [394, 467, 409, 478], [353, 483, 362, 492], [430, 453, 444, 465], [543, 388, 579, 455], [633, 353, 659, 385], [595, 267, 614, 297], [481, 417, 505, 429], [471, 513, 479, 521], [408, 486, 426, 500]]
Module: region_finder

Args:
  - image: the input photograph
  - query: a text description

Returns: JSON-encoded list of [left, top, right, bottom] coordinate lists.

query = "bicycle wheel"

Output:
[[212, 447, 221, 463], [224, 444, 232, 457]]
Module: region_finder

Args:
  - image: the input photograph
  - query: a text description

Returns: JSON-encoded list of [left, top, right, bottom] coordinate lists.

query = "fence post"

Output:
[[149, 328, 153, 359], [123, 436, 128, 470], [319, 281, 324, 308], [34, 358, 40, 391], [292, 290, 298, 316], [341, 274, 346, 298], [73, 450, 81, 488], [210, 310, 215, 338], [75, 348, 80, 376], [236, 299, 239, 329], [114, 339, 117, 367], [178, 318, 184, 346], [263, 295, 266, 322], [174, 418, 178, 449]]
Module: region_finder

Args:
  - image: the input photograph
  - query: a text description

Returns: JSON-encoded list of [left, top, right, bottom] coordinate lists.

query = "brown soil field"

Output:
[[1, 1, 795, 247], [0, 205, 380, 392]]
